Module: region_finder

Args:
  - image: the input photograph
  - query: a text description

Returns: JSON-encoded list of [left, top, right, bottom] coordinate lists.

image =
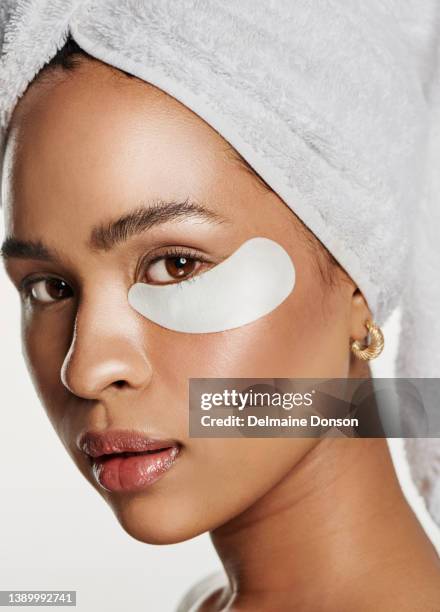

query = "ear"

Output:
[[349, 288, 372, 342]]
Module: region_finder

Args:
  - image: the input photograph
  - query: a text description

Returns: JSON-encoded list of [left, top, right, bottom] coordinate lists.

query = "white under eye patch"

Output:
[[128, 237, 296, 333]]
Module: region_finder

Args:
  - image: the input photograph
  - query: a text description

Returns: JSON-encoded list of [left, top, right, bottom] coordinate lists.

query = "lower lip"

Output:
[[91, 446, 180, 492]]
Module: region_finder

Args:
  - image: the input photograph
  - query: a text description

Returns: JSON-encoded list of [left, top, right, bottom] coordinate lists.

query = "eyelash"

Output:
[[146, 246, 206, 264], [19, 247, 210, 304]]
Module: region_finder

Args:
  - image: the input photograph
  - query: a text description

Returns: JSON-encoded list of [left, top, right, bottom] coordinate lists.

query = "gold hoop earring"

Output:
[[350, 319, 384, 361]]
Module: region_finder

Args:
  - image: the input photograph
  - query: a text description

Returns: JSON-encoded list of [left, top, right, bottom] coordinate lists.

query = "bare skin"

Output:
[[1, 58, 439, 611]]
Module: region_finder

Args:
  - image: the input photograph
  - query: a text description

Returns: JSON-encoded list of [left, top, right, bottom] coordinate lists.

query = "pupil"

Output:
[[176, 257, 187, 268]]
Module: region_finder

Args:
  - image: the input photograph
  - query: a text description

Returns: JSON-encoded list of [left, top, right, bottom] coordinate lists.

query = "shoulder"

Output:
[[175, 571, 227, 612]]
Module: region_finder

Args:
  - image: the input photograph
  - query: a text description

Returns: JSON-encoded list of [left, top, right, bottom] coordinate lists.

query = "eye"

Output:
[[145, 255, 202, 284], [140, 247, 213, 285], [23, 277, 74, 304]]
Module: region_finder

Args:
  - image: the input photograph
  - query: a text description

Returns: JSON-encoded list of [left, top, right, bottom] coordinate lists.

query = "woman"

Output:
[[1, 2, 440, 610]]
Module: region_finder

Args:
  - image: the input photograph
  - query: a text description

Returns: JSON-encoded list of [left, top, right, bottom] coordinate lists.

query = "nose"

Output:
[[61, 291, 152, 400]]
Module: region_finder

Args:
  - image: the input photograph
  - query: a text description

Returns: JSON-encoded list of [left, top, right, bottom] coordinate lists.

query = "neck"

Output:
[[210, 438, 440, 611]]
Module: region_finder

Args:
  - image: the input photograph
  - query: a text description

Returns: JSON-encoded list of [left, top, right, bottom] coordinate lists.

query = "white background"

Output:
[[1, 216, 439, 611]]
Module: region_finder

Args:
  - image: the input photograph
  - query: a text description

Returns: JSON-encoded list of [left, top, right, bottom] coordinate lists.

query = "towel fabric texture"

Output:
[[1, 1, 440, 526]]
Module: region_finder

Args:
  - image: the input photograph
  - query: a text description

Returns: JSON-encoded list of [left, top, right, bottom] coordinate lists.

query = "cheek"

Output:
[[21, 306, 74, 415], [189, 437, 317, 514], [152, 291, 347, 383]]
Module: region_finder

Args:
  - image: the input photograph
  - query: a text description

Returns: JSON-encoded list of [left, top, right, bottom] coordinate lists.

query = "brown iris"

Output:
[[165, 256, 197, 279], [42, 278, 72, 300]]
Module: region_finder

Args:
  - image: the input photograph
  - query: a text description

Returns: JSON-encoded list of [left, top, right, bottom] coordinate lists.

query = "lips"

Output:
[[78, 429, 181, 492]]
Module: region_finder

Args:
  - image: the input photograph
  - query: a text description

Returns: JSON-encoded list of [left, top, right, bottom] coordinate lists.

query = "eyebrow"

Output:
[[0, 238, 58, 262], [0, 198, 230, 261], [89, 198, 229, 251]]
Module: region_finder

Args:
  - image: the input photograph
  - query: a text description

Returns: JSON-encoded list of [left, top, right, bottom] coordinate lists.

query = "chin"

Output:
[[107, 494, 212, 545]]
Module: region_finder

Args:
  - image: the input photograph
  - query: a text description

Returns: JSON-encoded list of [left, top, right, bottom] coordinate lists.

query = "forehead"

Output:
[[2, 59, 253, 237]]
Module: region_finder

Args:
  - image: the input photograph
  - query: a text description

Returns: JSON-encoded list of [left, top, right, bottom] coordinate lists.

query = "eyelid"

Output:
[[19, 274, 50, 294], [141, 246, 210, 265]]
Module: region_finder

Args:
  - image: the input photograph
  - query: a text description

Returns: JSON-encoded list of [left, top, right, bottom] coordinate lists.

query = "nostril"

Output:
[[113, 380, 127, 389]]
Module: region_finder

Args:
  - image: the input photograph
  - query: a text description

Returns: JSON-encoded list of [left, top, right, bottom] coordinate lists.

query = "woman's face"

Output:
[[2, 59, 359, 543]]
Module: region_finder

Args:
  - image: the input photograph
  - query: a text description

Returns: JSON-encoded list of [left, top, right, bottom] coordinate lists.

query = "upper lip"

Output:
[[78, 429, 179, 459]]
